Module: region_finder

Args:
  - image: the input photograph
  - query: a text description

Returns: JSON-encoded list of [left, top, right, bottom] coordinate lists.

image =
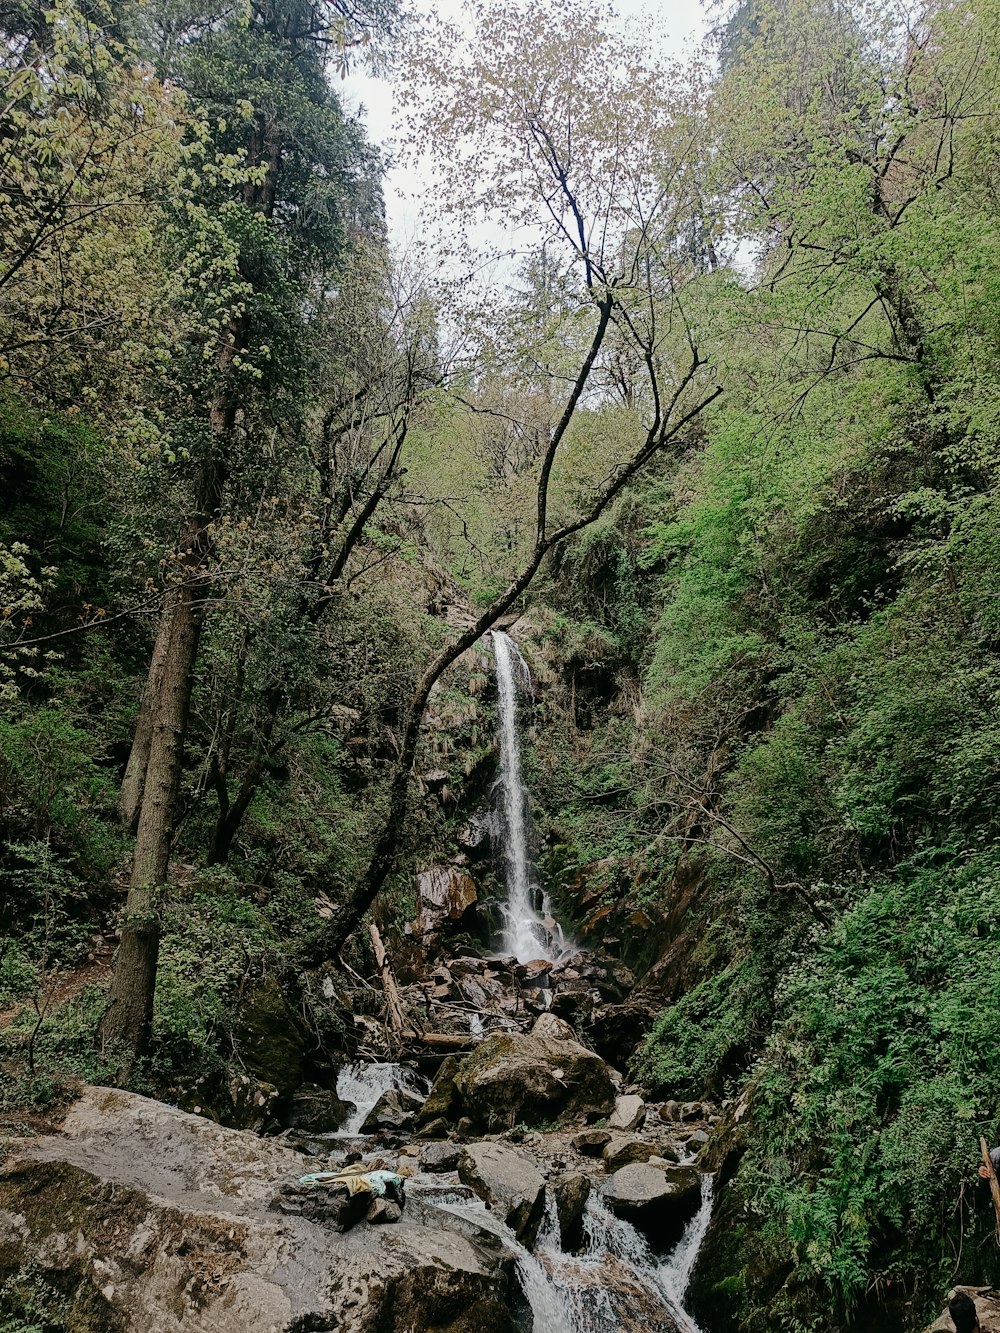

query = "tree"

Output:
[[97, 0, 395, 1063], [323, 0, 724, 950]]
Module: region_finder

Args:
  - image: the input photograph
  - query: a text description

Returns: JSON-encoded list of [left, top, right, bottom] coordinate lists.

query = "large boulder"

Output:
[[233, 976, 308, 1102], [413, 865, 478, 936], [416, 1055, 462, 1128], [601, 1162, 701, 1251], [458, 1142, 546, 1247], [608, 1094, 645, 1133], [0, 1086, 522, 1333], [452, 1031, 615, 1132], [278, 1082, 353, 1134], [552, 1172, 591, 1251]]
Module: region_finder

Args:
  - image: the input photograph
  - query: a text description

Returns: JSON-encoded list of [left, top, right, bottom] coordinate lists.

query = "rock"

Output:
[[0, 1085, 521, 1333], [453, 1031, 616, 1132], [926, 1286, 1000, 1331], [549, 988, 595, 1028], [685, 1129, 710, 1149], [608, 1093, 645, 1133], [413, 865, 478, 935], [414, 1117, 451, 1141], [279, 1082, 353, 1134], [416, 1054, 462, 1127], [458, 1142, 546, 1246], [420, 1141, 464, 1173], [233, 976, 307, 1101], [530, 1012, 578, 1043], [586, 1000, 656, 1067], [515, 959, 552, 985], [572, 1129, 612, 1157], [602, 1162, 702, 1250], [360, 1087, 425, 1134], [553, 1172, 591, 1251], [659, 1100, 680, 1122], [679, 1101, 706, 1122], [602, 1136, 669, 1171], [366, 1197, 403, 1224], [217, 1072, 280, 1132]]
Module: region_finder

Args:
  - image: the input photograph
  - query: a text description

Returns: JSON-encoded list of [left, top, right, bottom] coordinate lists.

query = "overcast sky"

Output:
[[342, 0, 708, 248]]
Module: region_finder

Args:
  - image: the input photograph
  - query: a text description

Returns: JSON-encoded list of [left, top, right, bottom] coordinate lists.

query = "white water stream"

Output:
[[492, 630, 566, 963], [334, 1062, 428, 1135]]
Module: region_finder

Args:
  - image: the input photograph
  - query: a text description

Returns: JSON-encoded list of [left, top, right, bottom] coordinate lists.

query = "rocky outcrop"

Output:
[[457, 1142, 546, 1246], [452, 1030, 616, 1131], [927, 1286, 1000, 1331], [278, 1082, 353, 1134], [0, 1086, 523, 1333], [601, 1161, 701, 1251], [412, 866, 478, 937]]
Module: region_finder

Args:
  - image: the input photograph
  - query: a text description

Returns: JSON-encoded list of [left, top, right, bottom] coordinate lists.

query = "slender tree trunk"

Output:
[[118, 607, 174, 831], [99, 366, 236, 1065]]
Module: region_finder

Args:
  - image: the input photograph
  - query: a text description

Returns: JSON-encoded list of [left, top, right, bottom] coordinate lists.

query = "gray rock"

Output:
[[279, 1082, 353, 1134], [530, 1012, 578, 1043], [602, 1162, 702, 1250], [366, 1197, 403, 1224], [360, 1087, 425, 1134], [412, 865, 478, 936], [572, 1129, 612, 1157], [608, 1093, 645, 1133], [685, 1129, 710, 1149], [553, 1173, 591, 1251], [420, 1141, 463, 1173], [458, 1141, 546, 1246], [0, 1085, 521, 1333], [416, 1054, 462, 1127], [453, 1030, 616, 1132], [602, 1135, 666, 1171]]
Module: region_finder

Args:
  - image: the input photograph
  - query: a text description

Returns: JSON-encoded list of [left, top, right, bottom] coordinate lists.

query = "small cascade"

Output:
[[334, 1062, 428, 1135], [656, 1174, 714, 1332], [491, 630, 564, 963]]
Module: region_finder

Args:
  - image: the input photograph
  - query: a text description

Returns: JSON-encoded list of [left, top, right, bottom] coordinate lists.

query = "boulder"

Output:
[[608, 1093, 645, 1133], [602, 1136, 672, 1171], [420, 1141, 464, 1173], [413, 865, 478, 935], [530, 1012, 578, 1043], [586, 1000, 656, 1067], [233, 976, 307, 1101], [572, 1129, 612, 1157], [927, 1286, 1000, 1331], [553, 1172, 591, 1251], [360, 1087, 424, 1134], [601, 1162, 702, 1250], [458, 1142, 546, 1246], [416, 1055, 462, 1127], [0, 1086, 521, 1333], [279, 1082, 354, 1134], [453, 1031, 616, 1132]]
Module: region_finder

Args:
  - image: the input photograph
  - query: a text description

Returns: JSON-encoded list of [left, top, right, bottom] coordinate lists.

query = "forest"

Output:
[[3, 0, 1000, 1328]]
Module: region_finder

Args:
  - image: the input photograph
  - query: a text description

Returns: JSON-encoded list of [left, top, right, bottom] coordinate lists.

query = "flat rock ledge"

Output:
[[0, 1086, 520, 1333]]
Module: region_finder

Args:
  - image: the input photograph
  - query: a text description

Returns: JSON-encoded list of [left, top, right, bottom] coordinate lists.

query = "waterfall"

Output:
[[491, 630, 553, 963], [334, 1062, 428, 1135]]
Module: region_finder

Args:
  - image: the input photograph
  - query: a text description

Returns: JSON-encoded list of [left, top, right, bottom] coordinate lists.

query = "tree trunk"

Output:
[[98, 577, 204, 1061], [118, 606, 174, 831], [99, 363, 236, 1065]]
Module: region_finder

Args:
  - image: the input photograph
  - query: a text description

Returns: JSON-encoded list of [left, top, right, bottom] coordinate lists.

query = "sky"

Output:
[[342, 0, 708, 249]]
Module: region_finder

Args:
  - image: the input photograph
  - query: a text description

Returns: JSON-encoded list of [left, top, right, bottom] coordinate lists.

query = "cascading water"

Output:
[[491, 630, 562, 963], [334, 1062, 428, 1135]]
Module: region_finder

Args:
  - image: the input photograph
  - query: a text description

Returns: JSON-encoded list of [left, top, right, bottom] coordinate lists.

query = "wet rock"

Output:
[[601, 1162, 701, 1251], [608, 1093, 645, 1133], [530, 1012, 578, 1043], [548, 986, 596, 1028], [413, 865, 478, 936], [602, 1136, 669, 1171], [453, 1031, 615, 1132], [420, 1141, 464, 1173], [458, 1142, 546, 1246], [572, 1129, 612, 1157], [553, 1172, 591, 1251], [279, 1082, 354, 1134], [360, 1087, 424, 1134], [685, 1129, 710, 1150], [416, 1054, 462, 1127], [0, 1085, 521, 1333]]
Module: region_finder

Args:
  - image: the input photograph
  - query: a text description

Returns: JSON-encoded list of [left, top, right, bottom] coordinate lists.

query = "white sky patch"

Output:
[[340, 0, 708, 254]]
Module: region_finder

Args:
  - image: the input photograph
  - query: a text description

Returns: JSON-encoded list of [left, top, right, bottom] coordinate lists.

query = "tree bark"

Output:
[[99, 368, 236, 1065], [118, 606, 174, 831]]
